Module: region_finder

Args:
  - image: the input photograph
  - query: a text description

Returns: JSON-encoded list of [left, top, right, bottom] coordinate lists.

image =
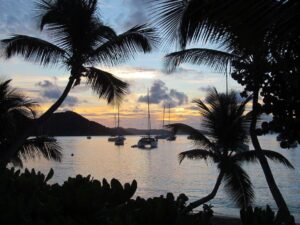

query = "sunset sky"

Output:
[[0, 0, 242, 129]]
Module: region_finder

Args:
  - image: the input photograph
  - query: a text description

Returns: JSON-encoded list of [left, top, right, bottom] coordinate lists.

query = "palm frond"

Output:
[[85, 67, 128, 104], [150, 0, 187, 47], [91, 24, 158, 66], [192, 88, 251, 151], [166, 123, 214, 149], [37, 0, 101, 53], [0, 93, 37, 119], [1, 80, 62, 167], [0, 80, 38, 138], [18, 136, 62, 165], [38, 0, 98, 30], [165, 48, 235, 73], [234, 94, 252, 119], [152, 0, 280, 49], [178, 149, 215, 164], [233, 150, 294, 169], [92, 24, 118, 47], [192, 97, 212, 116], [1, 35, 67, 66], [151, 0, 230, 47], [222, 162, 254, 208]]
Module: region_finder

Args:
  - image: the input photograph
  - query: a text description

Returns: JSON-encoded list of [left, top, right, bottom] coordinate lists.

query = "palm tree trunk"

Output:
[[250, 88, 290, 214], [0, 77, 76, 166], [184, 171, 224, 212]]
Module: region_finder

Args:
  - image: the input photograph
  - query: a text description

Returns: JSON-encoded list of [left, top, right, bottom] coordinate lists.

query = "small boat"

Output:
[[136, 89, 158, 149], [108, 136, 116, 142], [114, 106, 125, 146], [166, 104, 176, 142], [137, 137, 157, 149], [115, 136, 124, 146], [166, 135, 176, 141], [87, 136, 92, 140]]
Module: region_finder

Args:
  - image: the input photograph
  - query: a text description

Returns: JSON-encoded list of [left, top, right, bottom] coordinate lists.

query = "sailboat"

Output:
[[108, 113, 117, 142], [166, 104, 176, 141], [155, 105, 168, 140], [114, 106, 125, 146], [136, 90, 158, 149]]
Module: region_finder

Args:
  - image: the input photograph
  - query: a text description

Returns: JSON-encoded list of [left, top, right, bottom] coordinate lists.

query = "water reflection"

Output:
[[23, 135, 300, 221]]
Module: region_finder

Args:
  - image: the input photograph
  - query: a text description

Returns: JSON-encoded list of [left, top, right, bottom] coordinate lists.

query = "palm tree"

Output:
[[0, 0, 157, 165], [0, 79, 62, 168], [152, 0, 293, 214], [166, 88, 294, 212]]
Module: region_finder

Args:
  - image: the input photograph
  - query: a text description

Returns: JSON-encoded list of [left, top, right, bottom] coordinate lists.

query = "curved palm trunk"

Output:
[[251, 88, 290, 214], [185, 171, 224, 212], [0, 77, 76, 166]]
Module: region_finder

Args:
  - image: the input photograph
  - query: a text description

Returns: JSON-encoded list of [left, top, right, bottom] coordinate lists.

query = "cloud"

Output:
[[0, 0, 40, 37], [35, 80, 79, 107], [198, 86, 212, 92], [105, 66, 159, 80], [169, 89, 188, 106], [120, 0, 150, 29], [138, 80, 188, 107], [36, 80, 55, 88]]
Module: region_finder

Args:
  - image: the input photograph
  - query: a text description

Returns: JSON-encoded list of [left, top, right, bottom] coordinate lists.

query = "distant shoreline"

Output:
[[34, 111, 171, 137]]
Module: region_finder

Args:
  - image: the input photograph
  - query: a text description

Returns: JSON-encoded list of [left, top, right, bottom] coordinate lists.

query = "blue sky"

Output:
[[0, 0, 242, 129]]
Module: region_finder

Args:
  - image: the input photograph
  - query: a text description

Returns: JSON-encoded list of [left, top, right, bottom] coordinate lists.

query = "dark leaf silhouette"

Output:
[[85, 67, 128, 104]]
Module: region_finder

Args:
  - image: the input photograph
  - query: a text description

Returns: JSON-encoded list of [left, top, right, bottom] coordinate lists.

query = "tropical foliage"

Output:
[[0, 167, 213, 225], [0, 79, 62, 167], [0, 0, 158, 164], [2, 0, 157, 103], [152, 0, 298, 215], [152, 0, 299, 147], [167, 88, 293, 211], [240, 205, 295, 225]]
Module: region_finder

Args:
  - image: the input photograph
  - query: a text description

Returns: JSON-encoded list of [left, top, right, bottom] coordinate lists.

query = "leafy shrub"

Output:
[[0, 167, 212, 225], [240, 205, 295, 225]]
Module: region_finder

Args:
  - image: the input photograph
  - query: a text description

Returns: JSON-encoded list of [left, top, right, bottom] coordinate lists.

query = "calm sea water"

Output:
[[23, 135, 300, 221]]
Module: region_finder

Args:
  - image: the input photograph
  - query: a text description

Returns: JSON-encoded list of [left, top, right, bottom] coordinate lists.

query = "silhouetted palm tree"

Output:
[[152, 0, 294, 214], [0, 80, 62, 167], [0, 0, 157, 165], [167, 88, 293, 212]]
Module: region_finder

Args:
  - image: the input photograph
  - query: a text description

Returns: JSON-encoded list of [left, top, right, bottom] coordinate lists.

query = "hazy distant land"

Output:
[[34, 111, 170, 136]]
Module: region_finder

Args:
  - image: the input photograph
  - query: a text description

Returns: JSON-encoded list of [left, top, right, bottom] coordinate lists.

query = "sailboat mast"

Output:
[[147, 89, 151, 137], [115, 105, 120, 136], [162, 105, 165, 127], [169, 104, 171, 125], [117, 105, 120, 128]]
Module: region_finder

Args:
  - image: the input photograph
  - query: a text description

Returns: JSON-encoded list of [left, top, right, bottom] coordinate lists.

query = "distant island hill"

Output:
[[34, 111, 171, 137]]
